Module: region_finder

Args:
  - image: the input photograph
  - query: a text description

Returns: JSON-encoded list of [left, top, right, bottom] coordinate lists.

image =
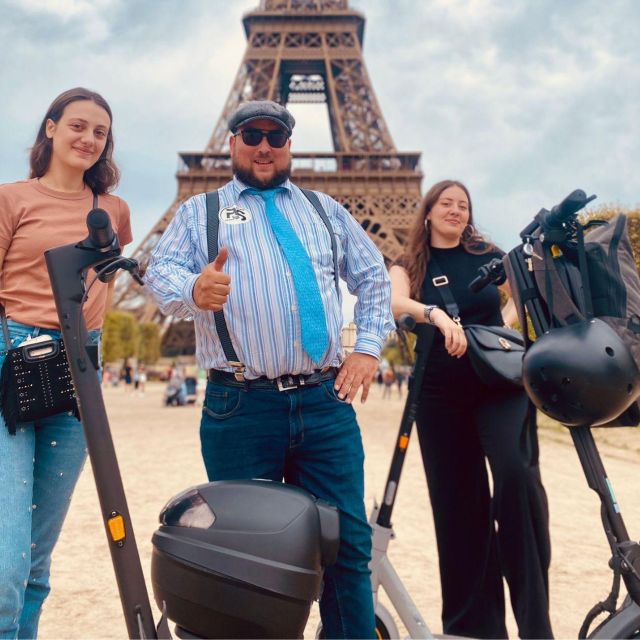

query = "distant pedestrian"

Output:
[[122, 360, 133, 393], [382, 368, 395, 399], [396, 369, 404, 398], [138, 364, 147, 396]]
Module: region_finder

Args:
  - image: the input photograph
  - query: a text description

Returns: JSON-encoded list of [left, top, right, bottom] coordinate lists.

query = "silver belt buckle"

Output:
[[227, 361, 246, 382], [276, 375, 299, 392]]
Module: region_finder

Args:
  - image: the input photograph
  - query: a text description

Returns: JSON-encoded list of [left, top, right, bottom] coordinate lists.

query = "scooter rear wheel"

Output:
[[374, 613, 392, 639]]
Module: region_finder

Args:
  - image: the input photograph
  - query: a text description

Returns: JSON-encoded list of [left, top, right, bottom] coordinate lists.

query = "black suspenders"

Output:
[[300, 189, 340, 292]]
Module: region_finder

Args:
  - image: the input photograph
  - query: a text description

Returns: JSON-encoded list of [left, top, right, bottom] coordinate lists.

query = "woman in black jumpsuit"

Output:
[[390, 180, 553, 639]]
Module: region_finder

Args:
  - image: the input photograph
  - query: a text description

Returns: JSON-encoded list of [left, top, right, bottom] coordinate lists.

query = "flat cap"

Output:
[[228, 100, 296, 136]]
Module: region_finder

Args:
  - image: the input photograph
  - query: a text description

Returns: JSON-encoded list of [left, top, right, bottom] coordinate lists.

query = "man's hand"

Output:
[[193, 247, 231, 311], [334, 352, 378, 404]]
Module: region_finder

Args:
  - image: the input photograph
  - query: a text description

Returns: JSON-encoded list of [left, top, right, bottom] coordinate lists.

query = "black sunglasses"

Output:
[[236, 128, 289, 148]]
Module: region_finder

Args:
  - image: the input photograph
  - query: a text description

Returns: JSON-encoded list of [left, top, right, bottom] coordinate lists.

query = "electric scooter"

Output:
[[472, 189, 640, 639], [45, 207, 339, 639], [368, 317, 436, 639], [315, 315, 435, 640]]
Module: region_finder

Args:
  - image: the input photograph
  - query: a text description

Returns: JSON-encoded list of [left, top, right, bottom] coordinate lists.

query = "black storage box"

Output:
[[151, 480, 339, 639]]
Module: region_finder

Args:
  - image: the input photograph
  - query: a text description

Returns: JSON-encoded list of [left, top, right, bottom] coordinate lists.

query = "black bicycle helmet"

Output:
[[523, 319, 640, 427]]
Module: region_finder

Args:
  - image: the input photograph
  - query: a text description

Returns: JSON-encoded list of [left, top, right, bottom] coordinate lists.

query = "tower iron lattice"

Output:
[[114, 0, 423, 355]]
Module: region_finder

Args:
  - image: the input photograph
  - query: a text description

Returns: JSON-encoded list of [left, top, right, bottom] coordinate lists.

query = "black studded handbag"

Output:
[[0, 306, 78, 435], [429, 259, 525, 391]]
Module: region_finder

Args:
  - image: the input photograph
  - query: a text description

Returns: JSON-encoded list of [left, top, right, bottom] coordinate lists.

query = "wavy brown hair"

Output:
[[398, 180, 497, 300], [29, 87, 120, 194]]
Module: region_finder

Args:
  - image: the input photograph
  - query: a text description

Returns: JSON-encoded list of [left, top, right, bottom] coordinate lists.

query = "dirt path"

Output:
[[38, 383, 640, 639]]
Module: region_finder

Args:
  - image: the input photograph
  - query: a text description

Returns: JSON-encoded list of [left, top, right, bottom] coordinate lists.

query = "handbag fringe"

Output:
[[0, 356, 20, 435]]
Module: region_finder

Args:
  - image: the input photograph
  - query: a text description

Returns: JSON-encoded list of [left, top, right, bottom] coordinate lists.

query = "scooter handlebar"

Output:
[[397, 313, 416, 331]]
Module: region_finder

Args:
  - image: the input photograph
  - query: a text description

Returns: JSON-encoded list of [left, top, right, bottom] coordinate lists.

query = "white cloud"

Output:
[[9, 0, 117, 39], [13, 0, 113, 16]]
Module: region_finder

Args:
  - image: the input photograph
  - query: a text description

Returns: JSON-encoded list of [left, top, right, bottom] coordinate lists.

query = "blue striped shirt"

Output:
[[145, 177, 394, 379]]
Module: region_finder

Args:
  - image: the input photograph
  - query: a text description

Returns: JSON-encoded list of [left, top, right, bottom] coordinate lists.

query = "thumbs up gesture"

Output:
[[193, 247, 231, 311]]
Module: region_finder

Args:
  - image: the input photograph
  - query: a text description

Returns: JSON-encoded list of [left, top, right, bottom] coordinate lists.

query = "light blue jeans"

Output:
[[0, 320, 99, 639]]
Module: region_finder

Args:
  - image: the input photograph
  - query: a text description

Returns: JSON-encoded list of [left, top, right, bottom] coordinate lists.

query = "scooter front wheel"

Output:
[[588, 596, 640, 639]]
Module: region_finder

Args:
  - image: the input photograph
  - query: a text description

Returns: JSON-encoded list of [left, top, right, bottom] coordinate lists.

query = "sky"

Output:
[[1, 0, 639, 289]]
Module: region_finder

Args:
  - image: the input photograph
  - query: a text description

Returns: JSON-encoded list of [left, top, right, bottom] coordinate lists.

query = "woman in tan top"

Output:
[[0, 87, 132, 638]]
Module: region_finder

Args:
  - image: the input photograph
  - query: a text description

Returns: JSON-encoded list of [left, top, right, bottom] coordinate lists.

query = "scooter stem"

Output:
[[45, 241, 158, 639]]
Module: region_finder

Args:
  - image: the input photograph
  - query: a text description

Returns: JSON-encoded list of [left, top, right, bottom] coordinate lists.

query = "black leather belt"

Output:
[[208, 368, 337, 391]]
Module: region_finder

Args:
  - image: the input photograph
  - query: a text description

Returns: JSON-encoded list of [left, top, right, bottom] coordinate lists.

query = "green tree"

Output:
[[102, 310, 140, 364], [138, 322, 161, 364], [381, 330, 416, 367]]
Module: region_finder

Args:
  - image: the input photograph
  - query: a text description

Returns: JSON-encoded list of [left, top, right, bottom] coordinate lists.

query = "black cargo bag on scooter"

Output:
[[526, 213, 640, 426]]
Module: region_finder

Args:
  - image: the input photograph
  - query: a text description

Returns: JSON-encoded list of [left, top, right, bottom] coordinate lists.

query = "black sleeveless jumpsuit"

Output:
[[416, 245, 553, 639]]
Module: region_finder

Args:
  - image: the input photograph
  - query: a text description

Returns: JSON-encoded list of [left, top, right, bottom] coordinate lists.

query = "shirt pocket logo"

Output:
[[219, 205, 252, 225]]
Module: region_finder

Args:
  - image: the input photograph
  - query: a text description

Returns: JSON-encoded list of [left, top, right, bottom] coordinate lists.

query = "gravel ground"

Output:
[[37, 383, 640, 639]]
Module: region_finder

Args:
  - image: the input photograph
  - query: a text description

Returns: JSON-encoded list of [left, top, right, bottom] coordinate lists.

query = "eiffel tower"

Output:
[[114, 0, 423, 355]]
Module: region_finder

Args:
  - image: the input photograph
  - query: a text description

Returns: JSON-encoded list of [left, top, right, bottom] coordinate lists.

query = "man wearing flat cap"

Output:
[[146, 99, 393, 638]]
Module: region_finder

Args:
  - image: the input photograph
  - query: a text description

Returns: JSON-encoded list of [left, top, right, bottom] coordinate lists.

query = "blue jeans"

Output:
[[0, 320, 99, 639], [200, 378, 376, 639]]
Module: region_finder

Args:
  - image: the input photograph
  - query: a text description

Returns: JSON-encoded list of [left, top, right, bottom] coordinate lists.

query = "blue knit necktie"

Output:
[[248, 188, 329, 364]]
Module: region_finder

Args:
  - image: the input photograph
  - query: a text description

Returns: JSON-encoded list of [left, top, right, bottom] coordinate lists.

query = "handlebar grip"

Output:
[[397, 313, 416, 331], [545, 189, 594, 228], [468, 258, 505, 293], [468, 274, 486, 294], [86, 209, 115, 249]]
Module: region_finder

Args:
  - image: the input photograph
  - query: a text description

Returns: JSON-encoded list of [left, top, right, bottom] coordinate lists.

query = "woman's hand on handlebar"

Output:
[[430, 309, 467, 358]]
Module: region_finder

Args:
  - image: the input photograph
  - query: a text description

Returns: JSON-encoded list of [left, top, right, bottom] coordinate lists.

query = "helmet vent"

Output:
[[605, 346, 615, 357]]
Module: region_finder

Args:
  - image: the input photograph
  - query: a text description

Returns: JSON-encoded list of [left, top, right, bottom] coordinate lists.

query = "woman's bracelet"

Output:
[[423, 304, 439, 324]]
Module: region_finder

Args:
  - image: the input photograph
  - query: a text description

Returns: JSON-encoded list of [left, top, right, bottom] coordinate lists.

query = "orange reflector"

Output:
[[398, 435, 409, 450], [107, 515, 126, 542], [551, 245, 563, 258]]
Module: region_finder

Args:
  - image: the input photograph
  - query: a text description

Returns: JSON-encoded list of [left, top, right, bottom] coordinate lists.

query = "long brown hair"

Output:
[[399, 179, 496, 300], [29, 87, 120, 194]]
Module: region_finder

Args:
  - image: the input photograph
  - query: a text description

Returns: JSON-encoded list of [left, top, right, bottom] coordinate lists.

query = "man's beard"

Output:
[[233, 158, 292, 190]]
